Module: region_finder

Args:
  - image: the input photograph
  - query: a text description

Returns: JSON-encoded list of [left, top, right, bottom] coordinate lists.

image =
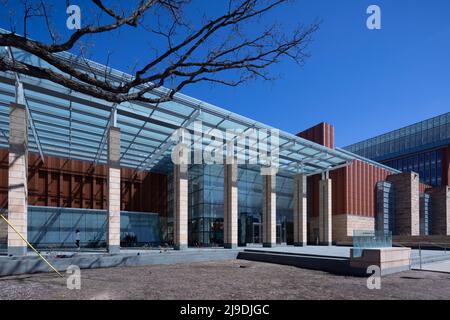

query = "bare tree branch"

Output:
[[0, 0, 320, 105]]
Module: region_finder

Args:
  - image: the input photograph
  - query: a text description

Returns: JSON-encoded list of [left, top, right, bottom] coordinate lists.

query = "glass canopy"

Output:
[[0, 45, 355, 176]]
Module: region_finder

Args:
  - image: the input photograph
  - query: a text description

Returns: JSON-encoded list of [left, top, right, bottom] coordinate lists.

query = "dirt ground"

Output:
[[0, 260, 449, 300]]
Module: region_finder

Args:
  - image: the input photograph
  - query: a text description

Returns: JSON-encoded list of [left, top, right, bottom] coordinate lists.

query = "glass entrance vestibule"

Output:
[[167, 164, 294, 247]]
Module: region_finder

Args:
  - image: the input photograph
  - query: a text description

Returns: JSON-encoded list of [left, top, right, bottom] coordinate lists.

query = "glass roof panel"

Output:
[[0, 43, 357, 175]]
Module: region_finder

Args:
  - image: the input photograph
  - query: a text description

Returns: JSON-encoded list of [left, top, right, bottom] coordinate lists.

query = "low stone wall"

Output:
[[0, 249, 241, 277], [350, 247, 411, 276]]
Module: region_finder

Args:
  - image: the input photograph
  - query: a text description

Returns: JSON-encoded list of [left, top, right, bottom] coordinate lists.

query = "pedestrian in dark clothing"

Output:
[[75, 229, 80, 251]]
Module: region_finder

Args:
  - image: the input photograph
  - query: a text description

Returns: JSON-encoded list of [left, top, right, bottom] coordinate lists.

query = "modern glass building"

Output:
[[344, 113, 450, 187], [0, 43, 359, 255], [0, 34, 449, 256], [167, 164, 294, 247]]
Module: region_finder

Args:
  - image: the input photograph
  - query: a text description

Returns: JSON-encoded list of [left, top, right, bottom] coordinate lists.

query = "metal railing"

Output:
[[417, 242, 449, 270], [394, 241, 450, 270]]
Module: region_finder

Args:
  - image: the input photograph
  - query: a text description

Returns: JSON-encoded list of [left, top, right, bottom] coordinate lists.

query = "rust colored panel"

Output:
[[132, 182, 142, 212], [444, 146, 450, 186], [347, 162, 352, 215], [361, 162, 365, 217], [121, 180, 130, 211], [366, 163, 371, 217], [330, 170, 337, 215], [0, 150, 167, 214], [93, 177, 104, 209], [72, 175, 82, 208], [61, 174, 71, 207], [48, 172, 60, 207], [82, 176, 92, 209], [362, 162, 366, 217], [371, 164, 378, 215], [297, 122, 335, 149], [353, 161, 357, 215], [355, 161, 360, 215], [343, 165, 348, 214]]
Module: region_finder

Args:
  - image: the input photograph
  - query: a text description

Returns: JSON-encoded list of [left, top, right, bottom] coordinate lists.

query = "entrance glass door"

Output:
[[253, 223, 262, 244], [276, 224, 282, 244]]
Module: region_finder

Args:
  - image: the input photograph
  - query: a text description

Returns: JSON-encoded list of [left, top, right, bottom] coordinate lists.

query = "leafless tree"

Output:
[[0, 0, 319, 104]]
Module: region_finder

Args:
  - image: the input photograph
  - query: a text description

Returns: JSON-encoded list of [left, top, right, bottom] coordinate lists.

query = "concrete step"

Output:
[[237, 250, 367, 276], [0, 249, 241, 277]]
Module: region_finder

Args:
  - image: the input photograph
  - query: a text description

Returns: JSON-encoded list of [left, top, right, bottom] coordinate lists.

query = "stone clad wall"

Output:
[[293, 173, 307, 246], [387, 172, 420, 236], [8, 104, 28, 254], [333, 214, 375, 243], [427, 186, 450, 235], [319, 179, 332, 245]]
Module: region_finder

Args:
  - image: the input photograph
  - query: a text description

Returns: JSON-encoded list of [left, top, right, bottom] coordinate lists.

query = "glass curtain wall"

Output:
[[189, 165, 224, 247], [276, 175, 294, 244], [168, 164, 294, 247], [237, 167, 263, 246], [382, 149, 444, 186], [344, 113, 450, 160]]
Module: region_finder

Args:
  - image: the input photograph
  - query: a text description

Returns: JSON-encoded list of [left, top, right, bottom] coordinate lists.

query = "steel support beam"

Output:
[[6, 47, 45, 163]]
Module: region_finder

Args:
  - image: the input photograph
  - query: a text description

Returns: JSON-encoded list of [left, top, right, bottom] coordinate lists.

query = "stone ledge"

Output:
[[350, 247, 411, 275]]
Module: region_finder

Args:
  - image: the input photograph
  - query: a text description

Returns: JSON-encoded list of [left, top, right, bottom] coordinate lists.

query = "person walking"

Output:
[[75, 229, 81, 251]]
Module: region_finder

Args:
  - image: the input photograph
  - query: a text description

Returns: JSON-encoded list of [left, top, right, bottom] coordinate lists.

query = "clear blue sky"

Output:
[[1, 0, 449, 147]]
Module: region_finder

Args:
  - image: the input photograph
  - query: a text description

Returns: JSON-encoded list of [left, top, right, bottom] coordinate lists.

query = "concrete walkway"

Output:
[[1, 245, 450, 277], [415, 260, 450, 273]]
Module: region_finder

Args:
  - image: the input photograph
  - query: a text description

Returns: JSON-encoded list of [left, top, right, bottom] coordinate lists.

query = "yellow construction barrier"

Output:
[[0, 214, 63, 277]]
